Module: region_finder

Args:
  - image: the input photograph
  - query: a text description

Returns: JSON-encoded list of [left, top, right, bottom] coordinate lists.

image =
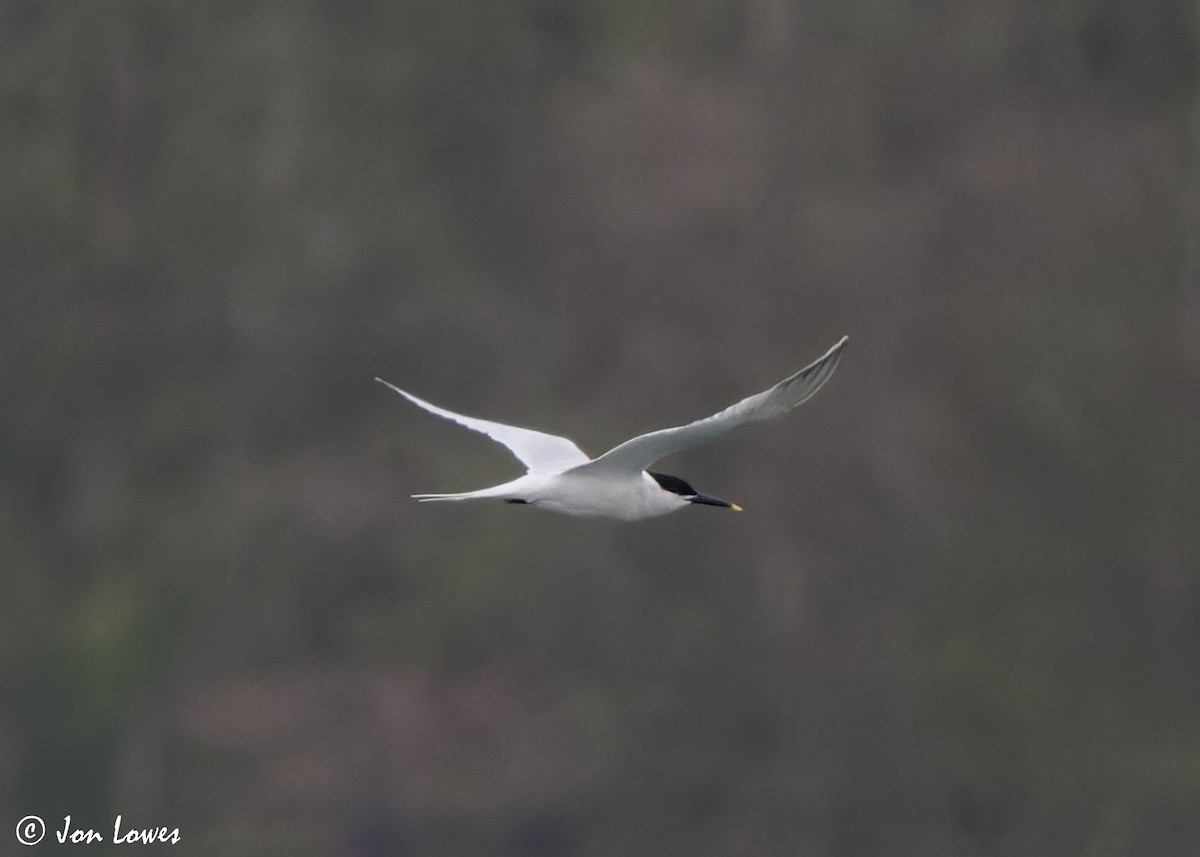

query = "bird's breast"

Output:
[[531, 472, 684, 520]]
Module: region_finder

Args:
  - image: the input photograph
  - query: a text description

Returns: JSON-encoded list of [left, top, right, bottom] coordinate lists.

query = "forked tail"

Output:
[[411, 479, 526, 503], [411, 491, 485, 503]]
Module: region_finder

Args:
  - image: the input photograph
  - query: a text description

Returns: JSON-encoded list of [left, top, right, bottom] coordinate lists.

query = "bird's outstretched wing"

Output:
[[573, 336, 847, 476], [375, 379, 591, 474]]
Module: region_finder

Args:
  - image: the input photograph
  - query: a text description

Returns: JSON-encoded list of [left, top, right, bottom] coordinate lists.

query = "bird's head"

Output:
[[647, 471, 742, 512]]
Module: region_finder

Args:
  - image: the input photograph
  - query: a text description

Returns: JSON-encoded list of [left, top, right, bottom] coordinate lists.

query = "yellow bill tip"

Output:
[[730, 503, 743, 512]]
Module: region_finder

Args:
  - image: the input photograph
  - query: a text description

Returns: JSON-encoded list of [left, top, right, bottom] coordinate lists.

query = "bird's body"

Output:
[[427, 470, 698, 520], [377, 336, 847, 520]]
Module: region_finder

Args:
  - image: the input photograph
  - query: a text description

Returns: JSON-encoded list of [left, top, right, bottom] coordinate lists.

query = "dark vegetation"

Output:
[[3, 1, 1199, 854]]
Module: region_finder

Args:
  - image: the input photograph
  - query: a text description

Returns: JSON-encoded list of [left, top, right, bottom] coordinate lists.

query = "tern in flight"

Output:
[[376, 335, 847, 520]]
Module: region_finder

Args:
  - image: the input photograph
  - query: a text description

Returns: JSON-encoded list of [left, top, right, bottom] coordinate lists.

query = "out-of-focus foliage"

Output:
[[3, 0, 1199, 854]]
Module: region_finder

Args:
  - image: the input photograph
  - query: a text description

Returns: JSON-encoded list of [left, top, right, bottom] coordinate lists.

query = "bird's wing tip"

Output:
[[821, 335, 850, 362], [375, 377, 410, 397]]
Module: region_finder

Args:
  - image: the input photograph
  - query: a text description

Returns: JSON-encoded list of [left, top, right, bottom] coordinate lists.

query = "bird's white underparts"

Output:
[[377, 335, 847, 521]]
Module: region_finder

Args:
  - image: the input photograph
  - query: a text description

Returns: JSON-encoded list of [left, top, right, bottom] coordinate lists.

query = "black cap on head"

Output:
[[647, 471, 697, 496], [648, 471, 741, 511]]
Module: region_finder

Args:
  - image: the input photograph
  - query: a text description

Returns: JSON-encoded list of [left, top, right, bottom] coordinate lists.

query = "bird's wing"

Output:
[[375, 378, 591, 474], [573, 336, 847, 476]]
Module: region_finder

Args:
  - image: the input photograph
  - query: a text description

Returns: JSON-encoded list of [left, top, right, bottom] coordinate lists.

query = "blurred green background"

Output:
[[3, 1, 1199, 854]]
